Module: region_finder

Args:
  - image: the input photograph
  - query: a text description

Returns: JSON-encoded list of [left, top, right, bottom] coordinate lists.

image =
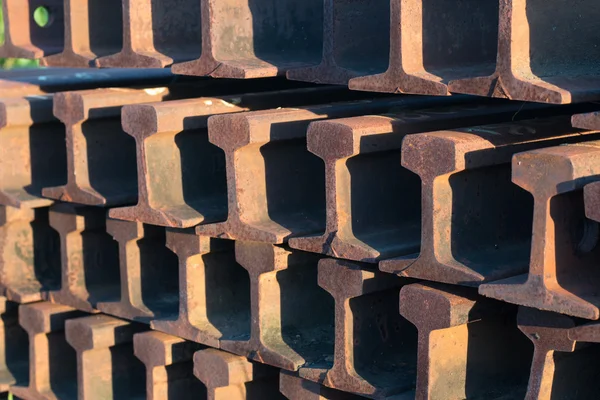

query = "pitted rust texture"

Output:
[[449, 0, 600, 104], [95, 0, 201, 68], [295, 258, 405, 398], [348, 0, 499, 96], [150, 232, 237, 348], [65, 315, 148, 400], [280, 371, 366, 400], [0, 0, 64, 60], [11, 301, 86, 400], [134, 331, 205, 400], [0, 297, 28, 392], [97, 219, 179, 323], [196, 96, 459, 243], [42, 87, 184, 207], [381, 116, 600, 285], [217, 242, 332, 372], [0, 206, 60, 304], [573, 111, 600, 133], [171, 0, 323, 78], [289, 101, 563, 262], [0, 94, 65, 209], [479, 140, 600, 319], [194, 347, 283, 400], [400, 283, 531, 400], [286, 0, 390, 85], [110, 86, 373, 229], [40, 0, 124, 67], [518, 307, 600, 400], [584, 181, 600, 225], [45, 203, 120, 313]]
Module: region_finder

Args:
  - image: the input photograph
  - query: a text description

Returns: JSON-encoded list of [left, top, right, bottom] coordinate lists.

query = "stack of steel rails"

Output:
[[0, 1, 600, 399]]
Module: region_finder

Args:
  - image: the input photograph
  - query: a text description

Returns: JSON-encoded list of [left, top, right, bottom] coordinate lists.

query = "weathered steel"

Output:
[[573, 111, 600, 131], [0, 95, 65, 209], [196, 96, 462, 242], [11, 301, 86, 400], [295, 258, 405, 398], [400, 283, 531, 400], [42, 87, 182, 206], [134, 331, 205, 400], [584, 182, 600, 225], [150, 232, 237, 348], [65, 315, 147, 400], [97, 219, 179, 323], [0, 206, 60, 303], [449, 0, 600, 104], [194, 347, 283, 400], [0, 0, 64, 60], [40, 0, 123, 67], [380, 115, 600, 285], [95, 0, 201, 68], [280, 371, 366, 400], [286, 0, 390, 85], [219, 242, 331, 372], [171, 0, 323, 78], [0, 297, 28, 392], [348, 0, 499, 95], [518, 307, 600, 400], [479, 141, 600, 319], [109, 86, 372, 227], [289, 101, 567, 262], [45, 203, 120, 313]]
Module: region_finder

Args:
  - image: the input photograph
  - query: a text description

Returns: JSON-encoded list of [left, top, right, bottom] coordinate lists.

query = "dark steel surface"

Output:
[[279, 371, 367, 400], [0, 297, 28, 393]]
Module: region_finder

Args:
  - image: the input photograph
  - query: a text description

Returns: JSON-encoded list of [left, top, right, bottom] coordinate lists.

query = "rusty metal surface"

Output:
[[448, 0, 600, 104], [194, 347, 283, 400], [573, 111, 600, 131], [289, 101, 573, 262], [172, 0, 323, 78], [44, 203, 120, 313], [133, 331, 205, 400], [479, 140, 600, 319], [109, 86, 375, 227], [65, 314, 147, 400], [0, 297, 28, 392], [380, 115, 600, 285], [195, 96, 468, 243], [295, 258, 404, 398], [400, 283, 531, 400], [0, 206, 60, 303], [11, 301, 86, 400], [584, 181, 600, 226], [40, 0, 124, 67], [518, 307, 600, 400], [95, 0, 201, 68], [280, 371, 366, 400], [286, 0, 390, 85], [348, 0, 499, 96], [150, 232, 236, 348], [216, 242, 330, 372], [97, 219, 179, 323]]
